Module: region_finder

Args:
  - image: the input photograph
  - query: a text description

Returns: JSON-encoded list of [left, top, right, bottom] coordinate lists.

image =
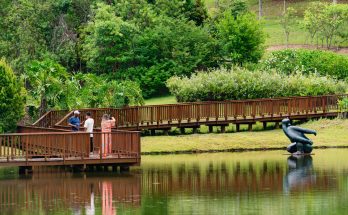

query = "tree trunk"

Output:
[[39, 97, 47, 116], [283, 0, 286, 13], [259, 0, 262, 20], [333, 0, 337, 4], [285, 32, 289, 48]]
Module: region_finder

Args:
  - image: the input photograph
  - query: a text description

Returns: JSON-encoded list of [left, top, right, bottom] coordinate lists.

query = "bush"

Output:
[[262, 49, 348, 80], [215, 11, 265, 65], [166, 68, 347, 102], [0, 59, 26, 132]]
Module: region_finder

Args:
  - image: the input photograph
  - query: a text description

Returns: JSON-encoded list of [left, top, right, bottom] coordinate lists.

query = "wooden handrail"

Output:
[[0, 131, 140, 161], [33, 94, 347, 129], [33, 111, 52, 125]]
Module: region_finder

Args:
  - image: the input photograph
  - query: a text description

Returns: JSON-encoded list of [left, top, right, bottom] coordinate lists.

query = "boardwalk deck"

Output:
[[34, 94, 347, 132], [0, 131, 141, 170]]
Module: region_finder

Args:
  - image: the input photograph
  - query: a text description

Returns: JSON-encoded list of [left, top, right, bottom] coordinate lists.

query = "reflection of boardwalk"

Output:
[[141, 162, 336, 195], [0, 173, 141, 214]]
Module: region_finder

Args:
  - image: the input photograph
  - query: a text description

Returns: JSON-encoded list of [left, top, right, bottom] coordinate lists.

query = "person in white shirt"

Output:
[[84, 112, 94, 154]]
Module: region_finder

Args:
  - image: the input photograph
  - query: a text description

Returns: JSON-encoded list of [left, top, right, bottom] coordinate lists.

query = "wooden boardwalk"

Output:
[[0, 94, 346, 171], [34, 94, 347, 133], [0, 131, 141, 171]]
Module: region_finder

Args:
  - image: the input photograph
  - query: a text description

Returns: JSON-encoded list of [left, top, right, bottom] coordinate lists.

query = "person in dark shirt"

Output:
[[68, 110, 81, 131]]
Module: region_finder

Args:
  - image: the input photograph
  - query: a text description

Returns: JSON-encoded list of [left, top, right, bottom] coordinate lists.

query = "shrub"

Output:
[[0, 59, 26, 132], [166, 67, 347, 102], [215, 11, 265, 65], [262, 49, 348, 80]]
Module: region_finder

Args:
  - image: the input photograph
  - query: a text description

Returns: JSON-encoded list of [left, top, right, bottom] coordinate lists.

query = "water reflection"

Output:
[[0, 150, 348, 214], [101, 181, 115, 215], [0, 171, 141, 215], [284, 155, 316, 193]]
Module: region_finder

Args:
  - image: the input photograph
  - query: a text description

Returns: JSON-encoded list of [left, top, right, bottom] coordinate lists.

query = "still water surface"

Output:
[[1, 149, 348, 215]]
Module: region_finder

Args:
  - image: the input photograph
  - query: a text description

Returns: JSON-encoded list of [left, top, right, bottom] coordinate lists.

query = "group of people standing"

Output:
[[68, 110, 116, 157]]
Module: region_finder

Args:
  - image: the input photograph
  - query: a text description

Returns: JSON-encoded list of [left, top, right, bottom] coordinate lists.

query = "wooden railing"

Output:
[[51, 94, 346, 129], [0, 131, 140, 163], [33, 110, 70, 128]]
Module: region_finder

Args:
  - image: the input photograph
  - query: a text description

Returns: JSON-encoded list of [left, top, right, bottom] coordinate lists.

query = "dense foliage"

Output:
[[0, 60, 26, 132], [262, 49, 348, 80], [167, 68, 347, 102], [0, 0, 265, 98], [24, 60, 144, 118]]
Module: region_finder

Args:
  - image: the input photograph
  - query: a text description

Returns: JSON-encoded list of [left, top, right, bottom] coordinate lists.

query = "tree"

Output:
[[23, 59, 69, 116], [216, 12, 265, 65], [0, 59, 26, 132], [74, 73, 144, 108], [0, 0, 54, 73], [259, 0, 262, 20], [185, 0, 208, 26], [81, 2, 137, 74], [280, 7, 297, 48], [302, 2, 325, 46], [125, 17, 219, 97], [303, 3, 348, 49], [319, 4, 348, 49]]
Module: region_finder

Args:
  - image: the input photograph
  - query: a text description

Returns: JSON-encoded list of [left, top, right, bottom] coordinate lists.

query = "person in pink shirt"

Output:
[[101, 114, 116, 157]]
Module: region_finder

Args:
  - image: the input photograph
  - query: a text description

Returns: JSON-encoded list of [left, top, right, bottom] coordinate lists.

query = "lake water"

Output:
[[1, 149, 348, 215]]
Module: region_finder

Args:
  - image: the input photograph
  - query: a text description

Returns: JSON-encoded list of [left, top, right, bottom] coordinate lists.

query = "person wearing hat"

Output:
[[68, 110, 81, 132]]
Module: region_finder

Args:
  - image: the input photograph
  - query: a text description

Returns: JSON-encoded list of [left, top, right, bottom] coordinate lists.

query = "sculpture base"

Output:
[[287, 142, 313, 154]]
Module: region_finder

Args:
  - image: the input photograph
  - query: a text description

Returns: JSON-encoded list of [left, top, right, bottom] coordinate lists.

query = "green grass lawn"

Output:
[[141, 118, 348, 154], [144, 95, 177, 105], [263, 18, 308, 46], [205, 0, 348, 46]]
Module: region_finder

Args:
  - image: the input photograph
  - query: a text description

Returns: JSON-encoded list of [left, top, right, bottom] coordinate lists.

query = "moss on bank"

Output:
[[141, 118, 348, 154]]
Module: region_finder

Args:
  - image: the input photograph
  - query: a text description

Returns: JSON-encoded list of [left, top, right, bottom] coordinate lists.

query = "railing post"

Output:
[[178, 105, 182, 124], [270, 100, 273, 117], [252, 101, 256, 119], [25, 136, 28, 164], [156, 106, 160, 125], [151, 107, 154, 124], [136, 107, 140, 130], [100, 133, 103, 160], [215, 103, 219, 121], [63, 135, 66, 164]]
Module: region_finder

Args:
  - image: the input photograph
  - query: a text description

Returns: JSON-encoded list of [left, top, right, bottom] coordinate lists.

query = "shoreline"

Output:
[[141, 118, 348, 155], [141, 146, 348, 155]]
